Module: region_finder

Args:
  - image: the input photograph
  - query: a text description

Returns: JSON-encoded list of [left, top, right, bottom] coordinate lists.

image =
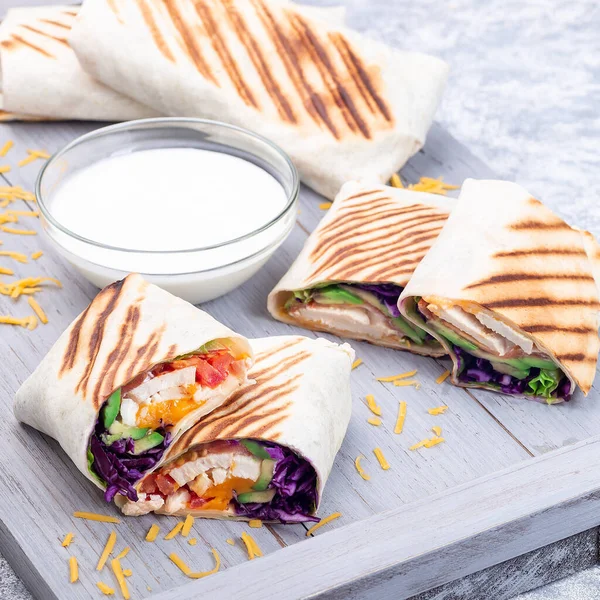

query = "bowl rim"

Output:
[[35, 117, 299, 255]]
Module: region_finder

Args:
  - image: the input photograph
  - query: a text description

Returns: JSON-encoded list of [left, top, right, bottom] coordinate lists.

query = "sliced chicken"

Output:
[[121, 494, 164, 516], [474, 311, 535, 354], [164, 488, 191, 514], [126, 367, 196, 402]]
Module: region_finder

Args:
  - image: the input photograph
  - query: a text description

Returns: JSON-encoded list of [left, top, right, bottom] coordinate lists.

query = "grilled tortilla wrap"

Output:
[[400, 179, 600, 403], [116, 335, 354, 523], [0, 5, 156, 121], [68, 0, 448, 199], [14, 274, 253, 503], [268, 181, 453, 356]]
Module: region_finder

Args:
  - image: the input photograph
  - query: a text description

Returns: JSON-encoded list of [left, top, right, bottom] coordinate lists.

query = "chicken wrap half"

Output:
[[14, 274, 253, 502], [68, 0, 448, 199], [400, 179, 600, 403], [0, 5, 156, 121], [117, 335, 354, 523], [268, 181, 453, 355]]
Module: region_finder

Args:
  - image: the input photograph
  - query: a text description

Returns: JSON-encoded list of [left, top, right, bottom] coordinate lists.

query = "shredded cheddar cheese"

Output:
[[96, 581, 115, 595], [0, 267, 14, 276], [110, 559, 130, 600], [170, 549, 221, 578], [408, 177, 459, 195], [0, 140, 14, 156], [28, 297, 48, 324], [165, 521, 184, 540], [394, 401, 407, 434], [354, 455, 370, 480], [389, 173, 403, 188], [123, 569, 132, 577], [115, 547, 130, 560], [248, 519, 263, 528], [0, 315, 36, 329], [69, 556, 78, 583], [305, 512, 342, 536], [6, 209, 39, 218], [0, 276, 62, 298], [319, 202, 332, 210], [62, 533, 74, 548], [145, 524, 160, 542], [0, 165, 10, 174], [432, 426, 442, 437], [188, 538, 197, 546], [351, 358, 363, 370], [428, 406, 448, 415], [73, 511, 120, 524], [97, 531, 117, 571], [436, 370, 451, 384], [373, 447, 390, 470], [0, 250, 28, 263], [181, 514, 194, 537], [31, 251, 43, 260], [377, 370, 417, 382], [241, 532, 263, 560], [365, 394, 382, 416], [367, 417, 382, 426], [410, 436, 446, 450], [393, 379, 421, 390], [0, 225, 36, 235], [28, 149, 51, 159], [18, 149, 50, 167], [226, 538, 235, 546]]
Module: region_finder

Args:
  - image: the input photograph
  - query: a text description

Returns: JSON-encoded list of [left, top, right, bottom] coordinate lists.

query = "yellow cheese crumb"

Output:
[[432, 426, 442, 436], [241, 532, 263, 560], [0, 165, 10, 174], [394, 401, 407, 434], [123, 569, 132, 577], [110, 559, 130, 600], [0, 140, 14, 157], [115, 547, 130, 560], [96, 581, 115, 595], [0, 225, 36, 235], [354, 455, 370, 480], [165, 521, 184, 540], [145, 524, 160, 542], [226, 538, 235, 545], [69, 556, 78, 583], [428, 406, 448, 415], [61, 533, 74, 548], [373, 447, 390, 470], [393, 379, 421, 389], [365, 394, 381, 416], [389, 173, 403, 188], [319, 202, 332, 210], [377, 370, 417, 382], [436, 370, 451, 384], [408, 176, 459, 195], [248, 519, 263, 528], [97, 531, 117, 571], [28, 297, 48, 324], [188, 538, 197, 546], [351, 358, 362, 370], [73, 511, 120, 524], [0, 250, 28, 263], [367, 417, 381, 426], [181, 514, 194, 537], [0, 267, 14, 276], [169, 549, 221, 578], [305, 512, 342, 536], [31, 251, 43, 260]]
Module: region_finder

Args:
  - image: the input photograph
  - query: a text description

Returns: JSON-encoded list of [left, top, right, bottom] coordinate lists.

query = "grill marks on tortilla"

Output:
[[307, 194, 447, 284], [130, 0, 392, 138]]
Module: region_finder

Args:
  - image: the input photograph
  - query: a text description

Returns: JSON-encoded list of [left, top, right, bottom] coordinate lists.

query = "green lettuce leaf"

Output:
[[527, 368, 561, 399]]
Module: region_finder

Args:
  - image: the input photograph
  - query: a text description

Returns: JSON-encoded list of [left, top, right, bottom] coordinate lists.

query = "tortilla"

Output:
[[0, 5, 156, 121], [268, 180, 454, 355], [400, 179, 600, 402], [68, 0, 448, 199], [116, 335, 354, 522], [14, 273, 253, 501]]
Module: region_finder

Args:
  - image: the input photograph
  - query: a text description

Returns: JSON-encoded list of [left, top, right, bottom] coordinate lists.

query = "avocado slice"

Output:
[[390, 316, 426, 345], [429, 321, 479, 352], [520, 356, 558, 370], [237, 489, 276, 504], [313, 285, 364, 305], [490, 361, 530, 379], [252, 459, 276, 492], [133, 432, 164, 454], [241, 440, 272, 460], [102, 389, 121, 429], [108, 420, 149, 440]]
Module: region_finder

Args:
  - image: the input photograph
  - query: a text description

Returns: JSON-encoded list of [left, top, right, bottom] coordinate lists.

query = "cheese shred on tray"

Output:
[[354, 455, 370, 480], [305, 512, 342, 536]]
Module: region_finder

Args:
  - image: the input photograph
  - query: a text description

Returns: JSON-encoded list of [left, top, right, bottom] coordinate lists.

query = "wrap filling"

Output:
[[120, 439, 318, 523], [89, 340, 250, 502]]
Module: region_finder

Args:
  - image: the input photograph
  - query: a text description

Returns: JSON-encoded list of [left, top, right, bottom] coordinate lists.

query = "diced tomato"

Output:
[[155, 474, 178, 496], [138, 475, 159, 495], [167, 351, 233, 389], [207, 352, 234, 376], [194, 359, 227, 388], [189, 493, 208, 509]]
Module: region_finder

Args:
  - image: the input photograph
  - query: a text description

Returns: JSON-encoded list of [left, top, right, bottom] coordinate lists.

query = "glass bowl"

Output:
[[36, 118, 299, 304]]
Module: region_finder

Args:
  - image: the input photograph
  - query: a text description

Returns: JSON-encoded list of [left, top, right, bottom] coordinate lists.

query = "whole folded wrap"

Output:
[[14, 274, 253, 501], [68, 0, 448, 199], [399, 179, 600, 403], [0, 5, 156, 121], [268, 180, 454, 356], [117, 335, 354, 522]]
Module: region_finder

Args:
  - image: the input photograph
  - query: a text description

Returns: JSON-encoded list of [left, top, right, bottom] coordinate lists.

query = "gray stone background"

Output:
[[1, 0, 599, 598]]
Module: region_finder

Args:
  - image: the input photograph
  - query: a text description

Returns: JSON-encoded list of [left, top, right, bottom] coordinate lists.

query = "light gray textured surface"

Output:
[[1, 0, 599, 599]]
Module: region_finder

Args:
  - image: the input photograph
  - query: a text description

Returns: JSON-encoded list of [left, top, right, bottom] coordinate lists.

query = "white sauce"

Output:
[[51, 148, 287, 252]]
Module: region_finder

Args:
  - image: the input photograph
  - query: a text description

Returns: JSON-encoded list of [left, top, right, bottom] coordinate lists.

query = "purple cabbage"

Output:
[[453, 346, 572, 401], [346, 283, 403, 317], [89, 420, 171, 503], [232, 441, 319, 523]]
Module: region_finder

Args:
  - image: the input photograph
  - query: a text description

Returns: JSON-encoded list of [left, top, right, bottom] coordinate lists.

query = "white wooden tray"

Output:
[[1, 119, 600, 600]]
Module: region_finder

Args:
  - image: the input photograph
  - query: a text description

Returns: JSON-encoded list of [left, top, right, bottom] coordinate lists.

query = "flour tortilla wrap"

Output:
[[14, 274, 253, 503], [0, 5, 156, 121], [116, 335, 354, 522], [68, 0, 448, 199], [268, 180, 453, 356], [400, 179, 600, 403]]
